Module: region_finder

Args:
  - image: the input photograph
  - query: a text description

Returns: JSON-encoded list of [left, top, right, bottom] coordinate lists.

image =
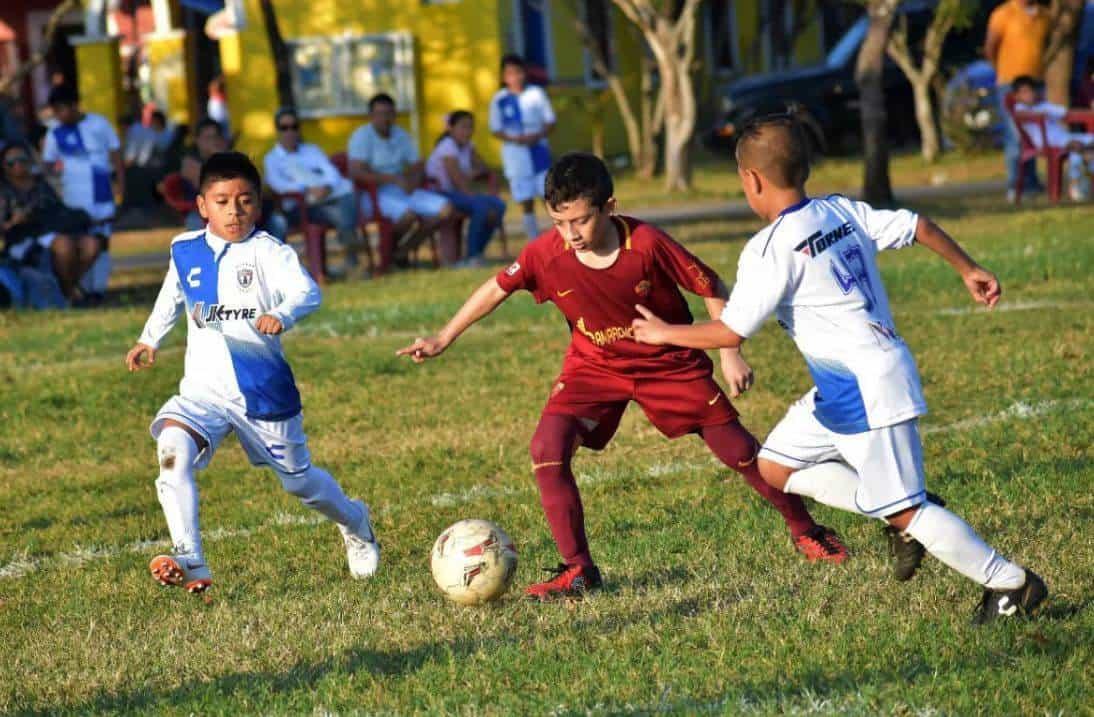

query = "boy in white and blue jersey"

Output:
[[632, 116, 1046, 624], [41, 85, 123, 303], [125, 152, 378, 594], [489, 54, 555, 241]]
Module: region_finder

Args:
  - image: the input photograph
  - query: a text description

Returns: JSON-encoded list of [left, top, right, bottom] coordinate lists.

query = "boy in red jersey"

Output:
[[397, 153, 847, 600]]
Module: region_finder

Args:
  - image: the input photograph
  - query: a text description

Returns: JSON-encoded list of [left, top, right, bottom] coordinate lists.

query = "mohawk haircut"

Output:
[[198, 151, 262, 194], [735, 114, 812, 189]]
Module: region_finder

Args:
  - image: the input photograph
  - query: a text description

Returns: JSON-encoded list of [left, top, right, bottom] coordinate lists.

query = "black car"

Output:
[[706, 1, 989, 155]]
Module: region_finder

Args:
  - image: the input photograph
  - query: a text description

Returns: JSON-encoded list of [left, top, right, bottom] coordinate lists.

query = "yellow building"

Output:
[[79, 0, 831, 165]]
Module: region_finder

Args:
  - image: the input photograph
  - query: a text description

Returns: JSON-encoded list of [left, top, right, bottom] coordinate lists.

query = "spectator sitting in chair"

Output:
[[264, 108, 362, 274], [1012, 75, 1094, 201], [348, 93, 452, 263], [42, 84, 122, 305], [0, 142, 98, 304], [425, 110, 506, 268]]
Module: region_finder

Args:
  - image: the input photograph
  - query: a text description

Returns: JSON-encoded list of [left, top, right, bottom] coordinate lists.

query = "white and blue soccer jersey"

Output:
[[723, 195, 926, 434], [138, 228, 321, 422], [489, 85, 555, 179], [41, 113, 120, 223]]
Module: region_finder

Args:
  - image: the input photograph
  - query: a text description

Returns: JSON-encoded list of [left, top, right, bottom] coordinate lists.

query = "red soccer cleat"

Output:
[[149, 554, 213, 594], [525, 563, 603, 601], [793, 525, 850, 564]]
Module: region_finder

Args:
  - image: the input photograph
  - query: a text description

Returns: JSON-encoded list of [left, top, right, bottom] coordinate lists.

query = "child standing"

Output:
[[125, 152, 378, 594], [632, 116, 1046, 624], [489, 54, 555, 242]]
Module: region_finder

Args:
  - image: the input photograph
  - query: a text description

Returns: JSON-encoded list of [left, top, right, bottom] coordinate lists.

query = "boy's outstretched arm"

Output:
[[127, 260, 184, 371], [397, 278, 510, 362], [632, 305, 745, 350], [915, 216, 1001, 308], [699, 277, 753, 397]]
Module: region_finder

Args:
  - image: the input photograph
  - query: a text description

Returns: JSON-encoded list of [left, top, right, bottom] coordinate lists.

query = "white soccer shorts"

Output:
[[150, 394, 311, 475], [507, 170, 547, 203], [760, 388, 926, 518]]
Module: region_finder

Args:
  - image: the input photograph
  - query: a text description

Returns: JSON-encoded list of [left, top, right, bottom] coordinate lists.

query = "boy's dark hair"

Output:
[[545, 152, 614, 209], [735, 113, 811, 189], [1011, 75, 1038, 92], [47, 84, 78, 107], [368, 93, 396, 111], [198, 151, 261, 194], [0, 141, 31, 163], [501, 53, 526, 71], [274, 106, 297, 126], [195, 117, 224, 137]]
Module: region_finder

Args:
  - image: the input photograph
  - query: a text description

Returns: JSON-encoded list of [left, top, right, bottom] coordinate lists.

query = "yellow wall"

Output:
[[224, 0, 504, 165], [73, 37, 124, 130], [145, 31, 192, 126]]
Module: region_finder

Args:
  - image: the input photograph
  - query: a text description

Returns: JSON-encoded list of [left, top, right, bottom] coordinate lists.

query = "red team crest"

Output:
[[634, 280, 652, 296]]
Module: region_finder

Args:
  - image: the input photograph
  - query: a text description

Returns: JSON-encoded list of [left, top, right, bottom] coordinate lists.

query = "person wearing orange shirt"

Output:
[[986, 0, 1051, 200]]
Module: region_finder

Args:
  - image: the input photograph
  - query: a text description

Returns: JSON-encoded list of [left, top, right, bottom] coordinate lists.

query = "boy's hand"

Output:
[[632, 304, 670, 345], [125, 343, 157, 372], [255, 315, 284, 334], [396, 335, 449, 363], [961, 266, 1001, 308], [720, 348, 754, 398]]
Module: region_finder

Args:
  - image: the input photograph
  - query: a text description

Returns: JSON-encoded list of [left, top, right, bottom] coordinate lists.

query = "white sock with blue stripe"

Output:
[[905, 502, 1025, 590], [783, 461, 869, 516]]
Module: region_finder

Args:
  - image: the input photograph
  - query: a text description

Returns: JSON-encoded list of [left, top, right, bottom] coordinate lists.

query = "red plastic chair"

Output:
[[159, 173, 197, 217], [1005, 94, 1069, 204], [268, 189, 331, 284], [332, 151, 444, 274]]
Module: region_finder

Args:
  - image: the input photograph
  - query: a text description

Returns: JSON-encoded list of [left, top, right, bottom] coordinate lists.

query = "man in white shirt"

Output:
[[631, 115, 1046, 625], [347, 93, 451, 260], [489, 53, 556, 240], [263, 108, 362, 274], [42, 85, 124, 304]]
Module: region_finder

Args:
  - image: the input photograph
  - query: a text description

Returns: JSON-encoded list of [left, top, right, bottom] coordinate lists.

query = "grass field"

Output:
[[1, 194, 1091, 715]]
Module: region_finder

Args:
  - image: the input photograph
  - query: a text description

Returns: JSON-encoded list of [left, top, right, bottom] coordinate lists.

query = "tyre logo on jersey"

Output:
[[237, 265, 255, 291], [634, 280, 651, 296], [191, 301, 258, 329], [794, 222, 854, 257], [187, 267, 202, 287], [505, 261, 521, 276]]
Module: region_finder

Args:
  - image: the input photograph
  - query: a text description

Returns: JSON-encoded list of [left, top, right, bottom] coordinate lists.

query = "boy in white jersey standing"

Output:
[[125, 152, 378, 594], [489, 54, 556, 241], [632, 115, 1046, 624]]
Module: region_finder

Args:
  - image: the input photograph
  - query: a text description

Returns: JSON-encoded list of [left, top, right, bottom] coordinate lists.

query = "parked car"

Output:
[[705, 1, 986, 155]]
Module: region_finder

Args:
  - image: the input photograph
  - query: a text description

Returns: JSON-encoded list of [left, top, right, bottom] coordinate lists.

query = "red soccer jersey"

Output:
[[495, 215, 721, 378]]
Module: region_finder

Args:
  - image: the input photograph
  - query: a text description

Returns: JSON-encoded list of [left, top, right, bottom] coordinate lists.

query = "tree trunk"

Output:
[[1042, 0, 1084, 105], [259, 0, 296, 110], [855, 2, 897, 205], [0, 0, 82, 96], [911, 78, 939, 162]]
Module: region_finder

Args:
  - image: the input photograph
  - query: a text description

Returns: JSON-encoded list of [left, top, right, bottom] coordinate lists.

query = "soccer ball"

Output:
[[430, 519, 518, 605]]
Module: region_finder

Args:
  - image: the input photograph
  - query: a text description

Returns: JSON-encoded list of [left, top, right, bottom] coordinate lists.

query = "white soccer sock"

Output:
[[1068, 153, 1084, 181], [783, 461, 870, 516], [522, 212, 539, 240], [154, 426, 203, 558], [276, 465, 363, 527], [905, 502, 1025, 590]]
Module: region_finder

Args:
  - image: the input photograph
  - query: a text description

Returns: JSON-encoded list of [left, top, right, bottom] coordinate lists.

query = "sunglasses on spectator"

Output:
[[278, 122, 300, 131], [4, 156, 30, 167]]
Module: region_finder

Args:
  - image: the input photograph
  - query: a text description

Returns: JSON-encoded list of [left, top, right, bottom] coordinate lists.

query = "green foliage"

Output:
[[1, 195, 1091, 714]]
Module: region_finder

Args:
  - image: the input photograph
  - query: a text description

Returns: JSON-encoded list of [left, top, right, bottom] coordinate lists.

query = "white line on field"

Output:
[[0, 398, 1088, 582]]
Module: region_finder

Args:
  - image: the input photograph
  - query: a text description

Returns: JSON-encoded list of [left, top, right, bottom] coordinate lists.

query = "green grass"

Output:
[[0, 195, 1090, 715]]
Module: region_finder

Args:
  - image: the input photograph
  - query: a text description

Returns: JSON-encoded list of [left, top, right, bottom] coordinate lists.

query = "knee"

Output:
[[277, 467, 313, 498], [157, 426, 197, 475], [703, 421, 759, 469], [529, 429, 568, 467], [51, 235, 76, 257], [78, 235, 100, 257]]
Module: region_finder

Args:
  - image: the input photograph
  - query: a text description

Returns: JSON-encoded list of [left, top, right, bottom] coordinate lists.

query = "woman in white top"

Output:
[[425, 111, 506, 266]]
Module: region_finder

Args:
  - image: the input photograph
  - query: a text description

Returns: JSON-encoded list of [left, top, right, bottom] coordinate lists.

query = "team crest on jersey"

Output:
[[634, 279, 652, 296], [505, 261, 521, 276], [236, 265, 255, 290]]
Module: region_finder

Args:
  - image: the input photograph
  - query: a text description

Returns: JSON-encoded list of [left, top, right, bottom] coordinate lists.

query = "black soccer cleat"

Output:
[[882, 492, 947, 581], [971, 569, 1048, 625], [885, 525, 926, 581]]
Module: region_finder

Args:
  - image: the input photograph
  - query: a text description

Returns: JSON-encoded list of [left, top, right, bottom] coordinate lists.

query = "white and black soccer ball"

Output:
[[430, 519, 518, 605]]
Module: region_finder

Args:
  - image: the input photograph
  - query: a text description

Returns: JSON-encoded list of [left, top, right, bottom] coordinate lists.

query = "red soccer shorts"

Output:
[[542, 359, 738, 446]]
